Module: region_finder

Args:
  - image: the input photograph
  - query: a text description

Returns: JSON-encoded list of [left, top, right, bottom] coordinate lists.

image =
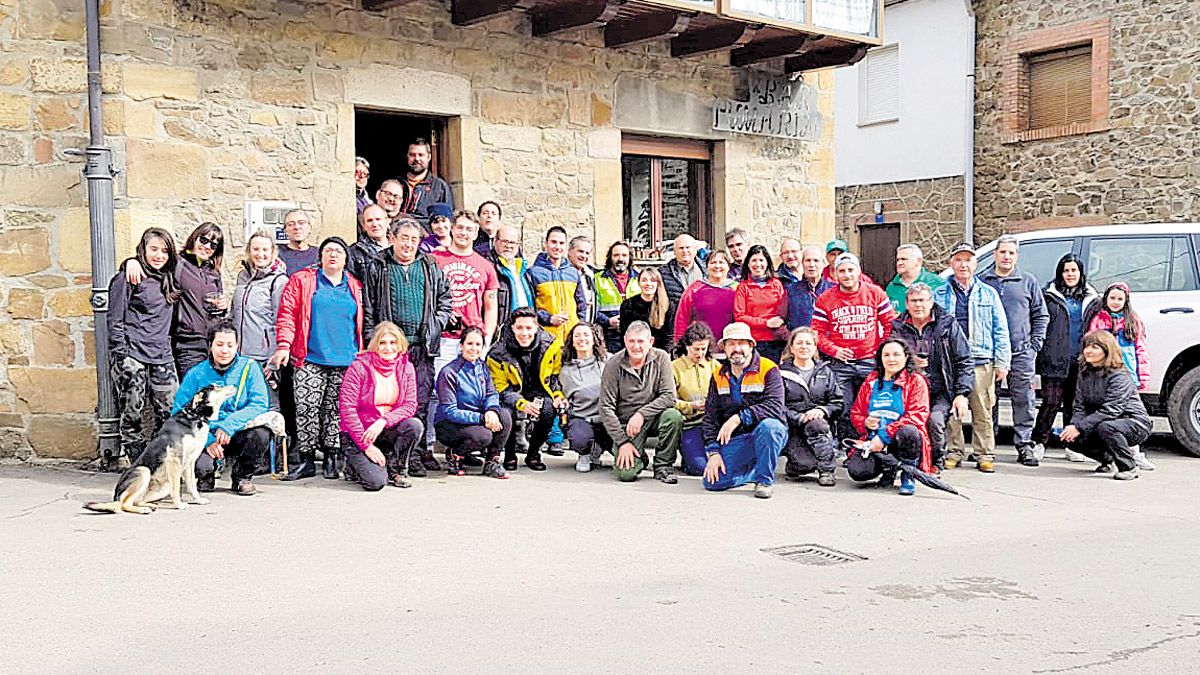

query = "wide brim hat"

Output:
[[718, 322, 756, 348]]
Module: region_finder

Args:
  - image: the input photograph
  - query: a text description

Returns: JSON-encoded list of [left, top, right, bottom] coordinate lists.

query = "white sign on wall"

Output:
[[712, 74, 824, 141], [244, 200, 298, 245]]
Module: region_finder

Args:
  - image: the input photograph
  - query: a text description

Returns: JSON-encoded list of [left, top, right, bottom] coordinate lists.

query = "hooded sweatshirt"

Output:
[[231, 259, 287, 360]]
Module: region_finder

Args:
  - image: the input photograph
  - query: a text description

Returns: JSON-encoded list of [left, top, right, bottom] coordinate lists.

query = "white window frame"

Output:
[[858, 43, 899, 126]]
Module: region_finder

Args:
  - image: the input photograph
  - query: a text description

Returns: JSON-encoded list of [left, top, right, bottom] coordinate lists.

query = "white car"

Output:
[[958, 224, 1200, 456]]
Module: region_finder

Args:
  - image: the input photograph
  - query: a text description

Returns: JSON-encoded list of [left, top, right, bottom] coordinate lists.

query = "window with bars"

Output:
[[858, 44, 898, 126], [1026, 45, 1092, 131]]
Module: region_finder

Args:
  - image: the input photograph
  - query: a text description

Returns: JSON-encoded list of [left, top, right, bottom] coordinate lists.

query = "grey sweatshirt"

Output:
[[231, 261, 287, 360], [600, 348, 676, 446], [560, 356, 605, 423]]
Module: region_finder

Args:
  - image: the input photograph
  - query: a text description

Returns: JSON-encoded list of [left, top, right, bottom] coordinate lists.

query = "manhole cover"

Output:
[[761, 544, 867, 566]]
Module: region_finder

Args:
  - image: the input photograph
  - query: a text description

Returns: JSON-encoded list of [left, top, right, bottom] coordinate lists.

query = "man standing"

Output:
[[811, 252, 895, 438], [933, 243, 1010, 473], [279, 209, 319, 276], [569, 235, 597, 325], [348, 204, 390, 282], [354, 157, 372, 215], [527, 226, 587, 344], [780, 242, 833, 329], [490, 224, 534, 330], [885, 244, 946, 313], [725, 228, 749, 280], [701, 323, 788, 499], [431, 211, 500, 354], [375, 179, 404, 223], [399, 137, 453, 227], [892, 283, 972, 471], [594, 241, 640, 353], [660, 234, 707, 335], [600, 321, 684, 484], [362, 218, 453, 476], [980, 235, 1049, 467]]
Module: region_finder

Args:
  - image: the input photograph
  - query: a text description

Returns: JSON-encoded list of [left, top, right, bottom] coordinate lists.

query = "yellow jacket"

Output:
[[486, 328, 564, 412], [672, 355, 716, 426]]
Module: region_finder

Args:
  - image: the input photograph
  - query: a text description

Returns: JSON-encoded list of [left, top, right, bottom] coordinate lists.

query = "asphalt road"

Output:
[[2, 434, 1196, 674]]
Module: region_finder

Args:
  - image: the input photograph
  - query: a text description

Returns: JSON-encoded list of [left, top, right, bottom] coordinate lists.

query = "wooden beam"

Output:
[[361, 0, 421, 10], [451, 0, 520, 26], [729, 34, 818, 67], [604, 11, 692, 48], [784, 44, 868, 73], [670, 22, 759, 58], [532, 0, 624, 36]]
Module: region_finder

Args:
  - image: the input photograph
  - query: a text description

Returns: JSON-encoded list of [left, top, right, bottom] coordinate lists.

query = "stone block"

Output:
[[0, 321, 26, 354], [35, 96, 78, 132], [17, 0, 85, 41], [0, 92, 32, 130], [122, 63, 199, 101], [0, 428, 33, 460], [0, 413, 23, 428], [31, 137, 53, 163], [613, 75, 716, 140], [586, 129, 620, 160], [48, 287, 92, 317], [249, 111, 279, 126], [27, 414, 97, 460], [27, 274, 68, 289], [30, 58, 87, 93], [250, 73, 310, 108], [122, 99, 157, 138], [344, 65, 470, 116], [592, 94, 612, 127], [540, 129, 575, 157], [125, 139, 210, 199], [0, 134, 25, 164], [6, 287, 45, 319], [0, 163, 83, 208], [479, 124, 541, 152], [0, 57, 27, 86], [162, 119, 222, 147], [32, 319, 74, 365], [0, 228, 51, 275], [9, 366, 97, 414], [480, 91, 568, 127], [83, 329, 95, 364]]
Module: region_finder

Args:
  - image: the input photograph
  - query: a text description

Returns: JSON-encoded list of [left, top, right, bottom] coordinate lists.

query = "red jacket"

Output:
[[733, 278, 788, 343], [850, 369, 932, 473], [275, 267, 364, 368], [338, 352, 418, 451]]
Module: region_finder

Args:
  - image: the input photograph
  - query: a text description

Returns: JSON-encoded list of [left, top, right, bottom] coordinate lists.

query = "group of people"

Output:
[[102, 142, 1156, 498]]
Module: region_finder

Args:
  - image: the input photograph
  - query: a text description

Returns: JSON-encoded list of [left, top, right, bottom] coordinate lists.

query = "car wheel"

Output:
[[1167, 367, 1200, 458]]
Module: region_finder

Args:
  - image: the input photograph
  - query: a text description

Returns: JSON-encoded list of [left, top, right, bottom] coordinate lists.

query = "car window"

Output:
[[1087, 236, 1197, 292], [1012, 239, 1073, 285]]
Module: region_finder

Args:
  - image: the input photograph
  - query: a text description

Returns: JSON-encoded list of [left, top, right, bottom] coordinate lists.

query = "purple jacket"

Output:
[[338, 352, 419, 451]]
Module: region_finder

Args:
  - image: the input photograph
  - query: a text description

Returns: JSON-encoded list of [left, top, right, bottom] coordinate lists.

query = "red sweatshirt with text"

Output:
[[811, 283, 895, 360]]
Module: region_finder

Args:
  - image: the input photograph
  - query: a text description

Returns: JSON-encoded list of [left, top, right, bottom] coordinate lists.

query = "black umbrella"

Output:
[[842, 439, 970, 500]]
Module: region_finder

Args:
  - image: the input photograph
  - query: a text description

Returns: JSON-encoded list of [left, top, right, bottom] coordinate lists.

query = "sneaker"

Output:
[[407, 462, 427, 478], [753, 483, 773, 499], [231, 480, 256, 496], [898, 471, 915, 496], [1064, 448, 1088, 462], [944, 456, 960, 470], [1017, 445, 1039, 467], [978, 459, 996, 473], [1113, 467, 1140, 481], [1094, 463, 1114, 474], [389, 473, 413, 488], [877, 471, 896, 488], [817, 471, 836, 487], [524, 457, 547, 471], [422, 454, 443, 472], [462, 455, 483, 468], [1031, 443, 1046, 462], [545, 443, 565, 457], [502, 457, 518, 471], [654, 467, 678, 484], [575, 454, 592, 473], [446, 455, 464, 476], [482, 459, 509, 479], [1133, 448, 1156, 471]]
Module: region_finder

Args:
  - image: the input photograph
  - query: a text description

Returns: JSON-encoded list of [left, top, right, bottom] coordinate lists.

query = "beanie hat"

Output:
[[318, 236, 350, 259]]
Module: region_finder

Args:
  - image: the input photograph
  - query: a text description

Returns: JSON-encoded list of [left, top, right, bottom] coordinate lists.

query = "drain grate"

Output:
[[761, 544, 867, 566]]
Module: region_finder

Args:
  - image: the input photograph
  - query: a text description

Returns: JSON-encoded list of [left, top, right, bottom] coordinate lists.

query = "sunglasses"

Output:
[[197, 234, 221, 248], [355, 170, 369, 178]]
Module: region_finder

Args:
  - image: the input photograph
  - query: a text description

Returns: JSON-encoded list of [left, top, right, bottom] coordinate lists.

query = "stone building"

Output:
[[0, 0, 882, 458]]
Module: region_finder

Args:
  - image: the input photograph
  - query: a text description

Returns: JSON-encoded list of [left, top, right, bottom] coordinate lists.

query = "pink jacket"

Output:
[[1087, 311, 1150, 390], [338, 352, 418, 451]]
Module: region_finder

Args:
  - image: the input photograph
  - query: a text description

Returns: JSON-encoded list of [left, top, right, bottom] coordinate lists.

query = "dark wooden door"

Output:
[[859, 223, 900, 286]]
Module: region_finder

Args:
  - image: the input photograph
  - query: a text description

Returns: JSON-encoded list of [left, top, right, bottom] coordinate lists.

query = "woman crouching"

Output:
[[848, 338, 932, 496], [337, 322, 423, 490], [434, 326, 514, 478]]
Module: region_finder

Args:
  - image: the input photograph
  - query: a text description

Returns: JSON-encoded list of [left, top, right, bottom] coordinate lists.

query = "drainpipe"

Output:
[[66, 0, 119, 468], [962, 0, 976, 245]]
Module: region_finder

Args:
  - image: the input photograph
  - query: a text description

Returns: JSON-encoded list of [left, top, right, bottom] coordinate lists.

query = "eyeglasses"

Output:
[[197, 234, 221, 248], [379, 191, 402, 199], [497, 238, 520, 246], [354, 170, 369, 178]]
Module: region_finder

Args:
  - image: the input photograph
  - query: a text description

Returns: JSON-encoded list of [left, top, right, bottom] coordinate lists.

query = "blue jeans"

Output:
[[680, 427, 707, 476], [703, 418, 787, 491]]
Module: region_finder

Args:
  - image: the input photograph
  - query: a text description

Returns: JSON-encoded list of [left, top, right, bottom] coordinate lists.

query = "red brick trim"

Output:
[[1001, 18, 1110, 144]]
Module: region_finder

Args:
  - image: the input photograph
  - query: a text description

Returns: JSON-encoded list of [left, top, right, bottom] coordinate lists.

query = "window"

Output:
[[1087, 236, 1198, 293], [976, 238, 1074, 283], [1027, 46, 1091, 131], [621, 136, 712, 256], [858, 44, 898, 126]]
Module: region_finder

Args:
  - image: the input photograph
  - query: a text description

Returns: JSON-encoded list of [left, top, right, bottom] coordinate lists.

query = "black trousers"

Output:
[[784, 417, 837, 475], [195, 427, 271, 485], [173, 334, 210, 380], [829, 359, 875, 441], [341, 419, 424, 491], [435, 408, 514, 461], [927, 394, 952, 468], [409, 344, 436, 458], [1033, 366, 1078, 445], [505, 397, 555, 462], [277, 364, 299, 459], [1068, 418, 1149, 472], [566, 416, 613, 458], [846, 425, 923, 482]]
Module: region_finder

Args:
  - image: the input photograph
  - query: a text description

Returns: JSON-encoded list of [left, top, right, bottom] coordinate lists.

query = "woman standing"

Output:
[[671, 322, 717, 476], [559, 322, 610, 473], [848, 338, 931, 496], [107, 228, 181, 468], [673, 250, 738, 345], [231, 229, 287, 408], [434, 326, 513, 478], [1059, 331, 1152, 480], [619, 267, 672, 350], [1033, 254, 1098, 462], [733, 245, 788, 363], [780, 327, 843, 486], [338, 322, 424, 491], [272, 237, 364, 481]]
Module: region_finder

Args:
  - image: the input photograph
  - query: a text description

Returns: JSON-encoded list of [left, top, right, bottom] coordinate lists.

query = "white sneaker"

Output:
[[1064, 449, 1088, 462], [1032, 443, 1046, 462], [575, 454, 593, 473], [1133, 447, 1156, 471]]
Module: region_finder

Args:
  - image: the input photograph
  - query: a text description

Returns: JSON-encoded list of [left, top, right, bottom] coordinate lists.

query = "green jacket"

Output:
[[886, 268, 946, 313]]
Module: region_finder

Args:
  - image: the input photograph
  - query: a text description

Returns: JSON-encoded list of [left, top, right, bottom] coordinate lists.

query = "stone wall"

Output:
[[973, 0, 1200, 243], [835, 175, 966, 265], [0, 0, 837, 458]]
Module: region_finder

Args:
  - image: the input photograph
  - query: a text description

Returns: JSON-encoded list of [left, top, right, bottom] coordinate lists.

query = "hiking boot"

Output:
[[1094, 463, 1115, 474], [654, 467, 678, 484], [407, 461, 428, 478], [1064, 448, 1089, 462], [503, 457, 518, 471], [877, 470, 896, 488], [977, 459, 996, 473], [282, 459, 316, 481], [197, 473, 216, 493], [343, 462, 359, 483], [421, 453, 442, 472], [446, 454, 465, 477], [944, 456, 960, 470], [1133, 448, 1156, 471], [231, 480, 256, 496], [754, 483, 773, 499], [1031, 443, 1046, 462], [575, 454, 593, 473], [389, 473, 413, 489], [525, 456, 547, 471], [1113, 467, 1140, 481], [545, 442, 565, 457], [1017, 446, 1039, 467], [483, 459, 509, 479], [817, 471, 836, 487], [322, 452, 339, 480], [462, 455, 483, 468], [898, 471, 915, 496]]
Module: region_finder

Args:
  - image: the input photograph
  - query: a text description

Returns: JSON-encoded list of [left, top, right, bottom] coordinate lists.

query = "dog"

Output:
[[85, 384, 237, 515]]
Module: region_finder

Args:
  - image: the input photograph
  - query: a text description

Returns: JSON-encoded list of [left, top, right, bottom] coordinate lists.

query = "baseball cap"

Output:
[[948, 242, 977, 257], [826, 239, 848, 254]]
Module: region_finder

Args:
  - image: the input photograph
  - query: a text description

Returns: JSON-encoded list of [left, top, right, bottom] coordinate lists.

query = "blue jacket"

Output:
[[778, 265, 834, 329], [933, 278, 1012, 370], [435, 356, 502, 426], [172, 355, 270, 445], [979, 267, 1050, 355]]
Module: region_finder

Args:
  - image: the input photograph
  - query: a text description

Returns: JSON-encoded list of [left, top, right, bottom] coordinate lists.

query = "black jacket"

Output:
[[891, 305, 973, 400], [619, 295, 671, 350], [400, 173, 454, 227], [1036, 284, 1099, 379], [1072, 365, 1151, 435], [779, 360, 844, 424], [361, 251, 453, 357], [347, 240, 386, 287]]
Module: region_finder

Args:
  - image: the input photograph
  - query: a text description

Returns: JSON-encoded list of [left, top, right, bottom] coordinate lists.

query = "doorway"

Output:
[[859, 223, 900, 285], [354, 109, 449, 197]]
